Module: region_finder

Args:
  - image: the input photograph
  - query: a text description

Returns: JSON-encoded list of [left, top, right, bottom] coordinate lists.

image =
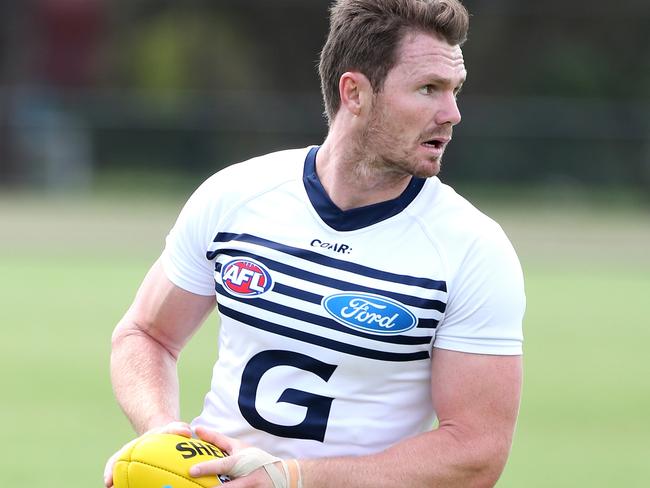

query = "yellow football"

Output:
[[113, 433, 228, 487]]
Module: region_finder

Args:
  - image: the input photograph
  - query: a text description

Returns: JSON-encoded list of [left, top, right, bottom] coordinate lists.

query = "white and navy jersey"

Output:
[[161, 146, 525, 459]]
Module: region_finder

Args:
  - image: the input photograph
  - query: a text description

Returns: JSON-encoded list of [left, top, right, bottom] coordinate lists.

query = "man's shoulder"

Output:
[[218, 146, 311, 182], [192, 146, 312, 202], [175, 146, 311, 223], [419, 178, 503, 237]]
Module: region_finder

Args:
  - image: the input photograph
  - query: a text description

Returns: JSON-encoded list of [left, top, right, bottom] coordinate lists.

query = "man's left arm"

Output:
[[191, 347, 522, 488], [299, 348, 522, 487]]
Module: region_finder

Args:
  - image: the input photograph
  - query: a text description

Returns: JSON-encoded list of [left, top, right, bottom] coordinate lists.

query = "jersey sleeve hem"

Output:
[[433, 338, 523, 356], [161, 250, 215, 297]]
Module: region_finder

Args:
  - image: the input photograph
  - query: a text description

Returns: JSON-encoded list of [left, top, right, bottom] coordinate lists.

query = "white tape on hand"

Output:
[[226, 447, 301, 488], [228, 447, 281, 478]]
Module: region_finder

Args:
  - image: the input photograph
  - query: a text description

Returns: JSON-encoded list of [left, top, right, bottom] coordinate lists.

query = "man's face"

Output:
[[361, 31, 466, 178]]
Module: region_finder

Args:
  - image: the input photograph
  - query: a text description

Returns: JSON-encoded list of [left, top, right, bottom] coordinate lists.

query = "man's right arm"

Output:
[[110, 258, 216, 434]]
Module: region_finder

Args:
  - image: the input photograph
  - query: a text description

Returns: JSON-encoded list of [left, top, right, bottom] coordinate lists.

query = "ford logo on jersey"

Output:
[[322, 292, 417, 335], [221, 258, 273, 298]]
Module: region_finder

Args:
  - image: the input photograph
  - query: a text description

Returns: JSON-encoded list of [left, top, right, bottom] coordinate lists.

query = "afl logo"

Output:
[[221, 258, 273, 298]]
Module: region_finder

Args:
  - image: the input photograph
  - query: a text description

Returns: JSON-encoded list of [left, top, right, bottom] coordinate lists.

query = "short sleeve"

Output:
[[160, 176, 220, 296], [433, 226, 525, 355]]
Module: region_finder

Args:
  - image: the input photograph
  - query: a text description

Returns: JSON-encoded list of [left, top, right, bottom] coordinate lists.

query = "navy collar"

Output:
[[302, 146, 426, 232]]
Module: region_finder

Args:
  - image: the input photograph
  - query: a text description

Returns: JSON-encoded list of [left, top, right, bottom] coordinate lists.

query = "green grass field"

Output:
[[1, 189, 648, 486]]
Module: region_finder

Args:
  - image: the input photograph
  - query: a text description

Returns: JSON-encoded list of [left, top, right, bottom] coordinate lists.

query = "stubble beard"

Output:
[[355, 103, 444, 181]]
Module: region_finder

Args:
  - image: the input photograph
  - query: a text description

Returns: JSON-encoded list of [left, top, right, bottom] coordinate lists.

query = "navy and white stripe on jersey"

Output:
[[207, 232, 448, 363]]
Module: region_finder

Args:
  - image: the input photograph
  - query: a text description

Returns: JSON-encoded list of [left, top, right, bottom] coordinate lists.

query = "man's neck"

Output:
[[316, 135, 412, 211]]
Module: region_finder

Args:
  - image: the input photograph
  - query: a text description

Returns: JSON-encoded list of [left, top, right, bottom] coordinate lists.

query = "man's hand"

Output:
[[103, 421, 193, 488], [189, 426, 301, 488]]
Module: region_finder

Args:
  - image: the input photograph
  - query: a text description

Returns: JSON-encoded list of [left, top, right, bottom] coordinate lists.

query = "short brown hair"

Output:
[[318, 0, 469, 124]]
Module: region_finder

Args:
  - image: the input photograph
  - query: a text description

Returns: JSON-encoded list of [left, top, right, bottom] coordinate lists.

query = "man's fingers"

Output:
[[104, 421, 192, 487], [194, 425, 241, 454], [104, 436, 141, 488], [153, 421, 193, 437], [189, 455, 238, 478], [103, 451, 119, 487]]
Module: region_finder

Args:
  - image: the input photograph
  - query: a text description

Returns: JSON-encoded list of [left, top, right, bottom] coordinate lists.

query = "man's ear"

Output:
[[339, 71, 373, 117]]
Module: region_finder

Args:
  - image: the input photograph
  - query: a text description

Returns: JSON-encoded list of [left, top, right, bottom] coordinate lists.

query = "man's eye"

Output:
[[418, 85, 435, 95]]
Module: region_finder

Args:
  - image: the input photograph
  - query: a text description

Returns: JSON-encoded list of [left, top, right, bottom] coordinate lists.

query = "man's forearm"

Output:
[[299, 427, 508, 488], [111, 320, 182, 434]]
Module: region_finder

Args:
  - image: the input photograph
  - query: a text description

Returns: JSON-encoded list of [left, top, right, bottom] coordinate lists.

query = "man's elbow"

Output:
[[111, 318, 145, 351], [460, 436, 513, 488], [438, 422, 514, 487], [111, 317, 181, 360]]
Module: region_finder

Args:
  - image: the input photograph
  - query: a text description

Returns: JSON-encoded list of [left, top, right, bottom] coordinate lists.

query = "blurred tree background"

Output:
[[0, 0, 648, 195]]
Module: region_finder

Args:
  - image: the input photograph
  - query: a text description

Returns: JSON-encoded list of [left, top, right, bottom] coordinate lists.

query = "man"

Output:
[[105, 0, 525, 487]]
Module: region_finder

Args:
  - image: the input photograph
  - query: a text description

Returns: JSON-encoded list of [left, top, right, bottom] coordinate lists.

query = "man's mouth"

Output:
[[421, 137, 450, 150]]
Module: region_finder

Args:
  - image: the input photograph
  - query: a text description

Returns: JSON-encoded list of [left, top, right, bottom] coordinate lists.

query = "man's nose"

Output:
[[435, 91, 462, 126]]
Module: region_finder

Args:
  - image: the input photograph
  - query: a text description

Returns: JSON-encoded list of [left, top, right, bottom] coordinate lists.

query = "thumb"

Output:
[[150, 421, 193, 437]]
